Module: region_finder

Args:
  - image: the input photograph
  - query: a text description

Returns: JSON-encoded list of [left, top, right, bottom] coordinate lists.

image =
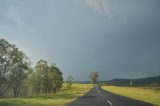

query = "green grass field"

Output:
[[0, 83, 92, 106], [102, 86, 160, 106]]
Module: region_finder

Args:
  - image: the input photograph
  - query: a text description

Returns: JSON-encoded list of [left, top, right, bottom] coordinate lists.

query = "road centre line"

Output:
[[106, 99, 113, 106], [95, 87, 113, 105], [96, 87, 103, 96], [96, 87, 113, 106]]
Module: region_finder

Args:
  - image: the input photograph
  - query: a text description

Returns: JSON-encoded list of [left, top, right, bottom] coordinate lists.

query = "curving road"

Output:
[[66, 86, 154, 106]]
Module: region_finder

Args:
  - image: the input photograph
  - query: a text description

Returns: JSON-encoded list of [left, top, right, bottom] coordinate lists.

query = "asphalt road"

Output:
[[66, 86, 154, 106]]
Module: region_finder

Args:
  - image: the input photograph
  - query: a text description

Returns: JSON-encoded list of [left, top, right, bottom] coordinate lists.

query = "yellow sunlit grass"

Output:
[[102, 86, 160, 106]]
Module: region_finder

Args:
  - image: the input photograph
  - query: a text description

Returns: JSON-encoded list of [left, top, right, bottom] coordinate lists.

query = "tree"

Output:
[[20, 68, 33, 97], [0, 38, 64, 98], [151, 81, 159, 93], [0, 39, 12, 97], [34, 59, 49, 95], [0, 39, 30, 97], [32, 61, 63, 95], [90, 72, 99, 84], [28, 68, 42, 96], [66, 76, 74, 89], [48, 64, 63, 93], [9, 45, 30, 97]]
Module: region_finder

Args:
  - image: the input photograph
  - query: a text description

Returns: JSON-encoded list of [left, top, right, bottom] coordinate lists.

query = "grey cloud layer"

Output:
[[0, 0, 160, 81], [0, 0, 20, 26], [86, 0, 111, 18]]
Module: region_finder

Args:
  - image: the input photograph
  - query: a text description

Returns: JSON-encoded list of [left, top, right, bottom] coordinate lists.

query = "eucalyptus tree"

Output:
[[90, 72, 99, 84], [48, 64, 63, 93], [0, 39, 12, 97], [32, 61, 63, 94], [9, 45, 30, 97], [34, 59, 49, 95], [0, 38, 64, 97], [0, 39, 30, 97], [67, 76, 74, 89], [29, 70, 42, 96]]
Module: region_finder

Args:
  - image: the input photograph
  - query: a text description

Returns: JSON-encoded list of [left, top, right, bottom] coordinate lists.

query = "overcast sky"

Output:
[[0, 0, 160, 81]]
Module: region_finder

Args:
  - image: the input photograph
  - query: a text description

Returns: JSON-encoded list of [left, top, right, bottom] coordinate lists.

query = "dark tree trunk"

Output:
[[13, 87, 19, 98]]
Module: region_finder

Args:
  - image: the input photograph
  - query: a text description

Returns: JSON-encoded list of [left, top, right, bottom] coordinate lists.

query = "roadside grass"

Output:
[[0, 83, 93, 106], [102, 86, 160, 106]]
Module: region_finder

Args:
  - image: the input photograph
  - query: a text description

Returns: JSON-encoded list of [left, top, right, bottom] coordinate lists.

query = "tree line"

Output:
[[0, 38, 63, 98]]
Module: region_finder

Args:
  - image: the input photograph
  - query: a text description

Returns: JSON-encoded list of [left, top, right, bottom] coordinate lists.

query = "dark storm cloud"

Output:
[[0, 0, 7, 22], [1, 0, 160, 81], [0, 0, 20, 26], [96, 24, 160, 80]]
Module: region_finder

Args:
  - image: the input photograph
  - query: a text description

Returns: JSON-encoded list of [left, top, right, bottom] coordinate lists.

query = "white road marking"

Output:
[[96, 87, 103, 96], [95, 87, 113, 105], [106, 99, 113, 106]]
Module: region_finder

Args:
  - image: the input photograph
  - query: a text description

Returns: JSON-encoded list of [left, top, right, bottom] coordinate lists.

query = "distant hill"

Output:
[[107, 76, 160, 86]]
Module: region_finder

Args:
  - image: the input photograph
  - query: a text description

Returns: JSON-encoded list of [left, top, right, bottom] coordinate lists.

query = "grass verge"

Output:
[[0, 83, 93, 106], [102, 86, 160, 106]]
